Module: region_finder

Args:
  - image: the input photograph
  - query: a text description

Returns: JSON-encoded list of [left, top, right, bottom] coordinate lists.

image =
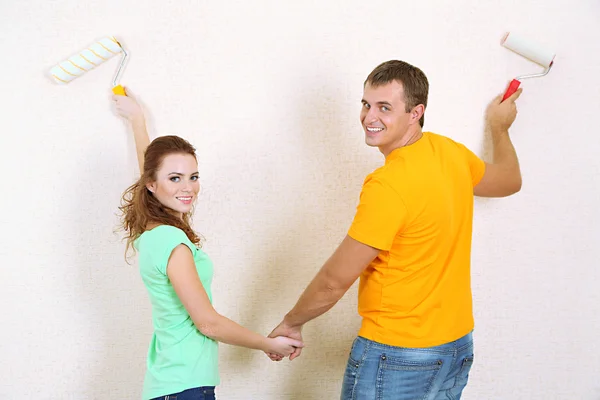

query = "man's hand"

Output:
[[264, 336, 305, 358], [486, 88, 523, 132], [266, 320, 303, 361]]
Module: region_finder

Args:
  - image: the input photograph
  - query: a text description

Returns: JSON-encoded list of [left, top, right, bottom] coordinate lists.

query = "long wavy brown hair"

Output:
[[119, 135, 202, 260]]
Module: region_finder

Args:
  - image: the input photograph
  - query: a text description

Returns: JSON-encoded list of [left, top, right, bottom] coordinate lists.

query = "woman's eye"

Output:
[[170, 177, 180, 182], [191, 176, 199, 181]]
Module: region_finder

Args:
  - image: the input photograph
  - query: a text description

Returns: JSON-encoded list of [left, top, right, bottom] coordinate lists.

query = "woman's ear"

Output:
[[146, 182, 156, 194]]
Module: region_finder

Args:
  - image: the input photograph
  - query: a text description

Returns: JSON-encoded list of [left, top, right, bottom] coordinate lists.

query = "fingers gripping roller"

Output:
[[501, 32, 555, 101]]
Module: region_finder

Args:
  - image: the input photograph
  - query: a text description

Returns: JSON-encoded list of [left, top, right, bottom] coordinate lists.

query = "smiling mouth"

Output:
[[366, 127, 384, 133], [176, 196, 193, 202]]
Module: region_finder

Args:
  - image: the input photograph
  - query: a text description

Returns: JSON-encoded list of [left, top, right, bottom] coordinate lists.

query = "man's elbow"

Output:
[[507, 176, 522, 195], [323, 276, 352, 299], [495, 170, 522, 197], [513, 178, 522, 194]]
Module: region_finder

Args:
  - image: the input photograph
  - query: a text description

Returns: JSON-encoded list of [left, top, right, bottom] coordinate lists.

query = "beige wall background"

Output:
[[1, 0, 599, 398]]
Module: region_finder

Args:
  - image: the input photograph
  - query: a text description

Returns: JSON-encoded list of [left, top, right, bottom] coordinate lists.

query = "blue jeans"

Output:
[[341, 332, 474, 400], [150, 386, 216, 400]]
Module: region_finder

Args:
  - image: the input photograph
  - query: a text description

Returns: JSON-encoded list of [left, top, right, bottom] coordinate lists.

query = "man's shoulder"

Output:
[[366, 163, 397, 181], [426, 131, 458, 146], [425, 131, 475, 158], [363, 163, 405, 195]]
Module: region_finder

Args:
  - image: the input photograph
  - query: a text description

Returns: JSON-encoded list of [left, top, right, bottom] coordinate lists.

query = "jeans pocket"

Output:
[[346, 338, 363, 371], [341, 339, 364, 400], [455, 355, 474, 388], [341, 354, 361, 399], [376, 354, 444, 399], [348, 337, 360, 360]]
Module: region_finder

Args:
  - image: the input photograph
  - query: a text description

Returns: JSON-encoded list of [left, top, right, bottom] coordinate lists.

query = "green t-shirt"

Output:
[[135, 225, 219, 399]]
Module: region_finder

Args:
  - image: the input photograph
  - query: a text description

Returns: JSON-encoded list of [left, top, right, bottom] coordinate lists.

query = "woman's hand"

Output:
[[112, 88, 144, 124], [264, 336, 304, 358]]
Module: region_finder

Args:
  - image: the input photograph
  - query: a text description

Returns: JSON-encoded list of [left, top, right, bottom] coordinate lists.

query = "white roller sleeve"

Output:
[[49, 37, 123, 84], [502, 32, 555, 68]]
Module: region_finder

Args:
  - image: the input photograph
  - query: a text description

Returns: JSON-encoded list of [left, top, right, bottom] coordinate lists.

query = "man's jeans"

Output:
[[341, 331, 474, 400]]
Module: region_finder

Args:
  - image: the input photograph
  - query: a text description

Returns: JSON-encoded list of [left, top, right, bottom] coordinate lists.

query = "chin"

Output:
[[167, 204, 193, 215], [178, 206, 193, 214], [365, 137, 380, 148]]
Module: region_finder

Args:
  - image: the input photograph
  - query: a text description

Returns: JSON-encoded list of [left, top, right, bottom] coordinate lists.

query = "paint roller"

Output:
[[49, 36, 128, 95], [501, 32, 555, 101]]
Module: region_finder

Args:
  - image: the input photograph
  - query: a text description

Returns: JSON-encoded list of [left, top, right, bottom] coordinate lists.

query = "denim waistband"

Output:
[[356, 330, 473, 355]]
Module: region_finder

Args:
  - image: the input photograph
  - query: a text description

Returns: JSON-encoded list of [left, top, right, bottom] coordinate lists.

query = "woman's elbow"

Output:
[[194, 312, 221, 338]]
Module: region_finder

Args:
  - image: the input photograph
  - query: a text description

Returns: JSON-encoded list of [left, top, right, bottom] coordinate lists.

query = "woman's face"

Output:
[[147, 153, 200, 218]]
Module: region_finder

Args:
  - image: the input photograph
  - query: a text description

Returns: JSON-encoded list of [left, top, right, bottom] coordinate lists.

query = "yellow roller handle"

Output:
[[112, 85, 126, 95]]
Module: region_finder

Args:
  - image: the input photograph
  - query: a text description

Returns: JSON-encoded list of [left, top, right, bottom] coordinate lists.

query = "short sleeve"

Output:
[[458, 143, 486, 187], [348, 176, 408, 251], [148, 226, 196, 275]]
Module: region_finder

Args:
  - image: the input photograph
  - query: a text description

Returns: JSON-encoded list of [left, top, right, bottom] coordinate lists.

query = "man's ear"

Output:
[[411, 104, 425, 125]]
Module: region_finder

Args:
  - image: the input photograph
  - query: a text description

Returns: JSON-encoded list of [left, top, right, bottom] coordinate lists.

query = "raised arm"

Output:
[[113, 89, 150, 172], [474, 89, 523, 198]]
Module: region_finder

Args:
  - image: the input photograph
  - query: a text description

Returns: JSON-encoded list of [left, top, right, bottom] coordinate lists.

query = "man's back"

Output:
[[271, 60, 523, 400], [348, 131, 486, 348]]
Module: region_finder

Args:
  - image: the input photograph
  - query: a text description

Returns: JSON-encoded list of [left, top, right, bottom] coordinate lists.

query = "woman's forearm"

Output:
[[131, 116, 150, 172]]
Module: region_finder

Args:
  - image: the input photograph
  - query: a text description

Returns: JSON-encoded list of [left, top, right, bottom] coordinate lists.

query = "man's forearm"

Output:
[[283, 269, 347, 328], [131, 116, 150, 172], [282, 236, 378, 329], [490, 127, 522, 187]]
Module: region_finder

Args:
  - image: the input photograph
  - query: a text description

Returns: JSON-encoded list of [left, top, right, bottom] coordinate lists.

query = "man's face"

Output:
[[360, 80, 418, 155]]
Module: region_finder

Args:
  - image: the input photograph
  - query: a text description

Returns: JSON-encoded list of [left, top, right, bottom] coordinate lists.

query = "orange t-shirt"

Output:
[[348, 132, 486, 348]]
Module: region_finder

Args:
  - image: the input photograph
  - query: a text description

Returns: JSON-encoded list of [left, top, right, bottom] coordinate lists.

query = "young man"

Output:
[[269, 60, 523, 400]]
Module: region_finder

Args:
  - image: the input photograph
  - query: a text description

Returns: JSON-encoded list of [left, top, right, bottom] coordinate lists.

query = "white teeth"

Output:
[[177, 197, 192, 200], [367, 127, 383, 132]]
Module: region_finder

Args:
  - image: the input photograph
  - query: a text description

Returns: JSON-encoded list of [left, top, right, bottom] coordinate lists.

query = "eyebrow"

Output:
[[361, 99, 392, 107], [168, 172, 199, 176]]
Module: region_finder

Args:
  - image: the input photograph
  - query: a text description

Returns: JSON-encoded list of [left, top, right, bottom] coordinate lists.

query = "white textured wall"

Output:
[[1, 0, 599, 398]]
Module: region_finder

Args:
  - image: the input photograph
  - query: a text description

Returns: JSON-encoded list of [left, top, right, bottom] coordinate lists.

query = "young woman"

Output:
[[113, 90, 302, 400]]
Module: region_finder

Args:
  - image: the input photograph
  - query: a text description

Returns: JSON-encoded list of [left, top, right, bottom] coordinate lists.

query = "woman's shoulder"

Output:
[[137, 224, 197, 262], [139, 224, 189, 244]]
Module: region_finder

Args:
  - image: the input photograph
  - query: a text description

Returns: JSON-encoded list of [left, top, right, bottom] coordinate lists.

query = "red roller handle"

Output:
[[502, 79, 521, 102]]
